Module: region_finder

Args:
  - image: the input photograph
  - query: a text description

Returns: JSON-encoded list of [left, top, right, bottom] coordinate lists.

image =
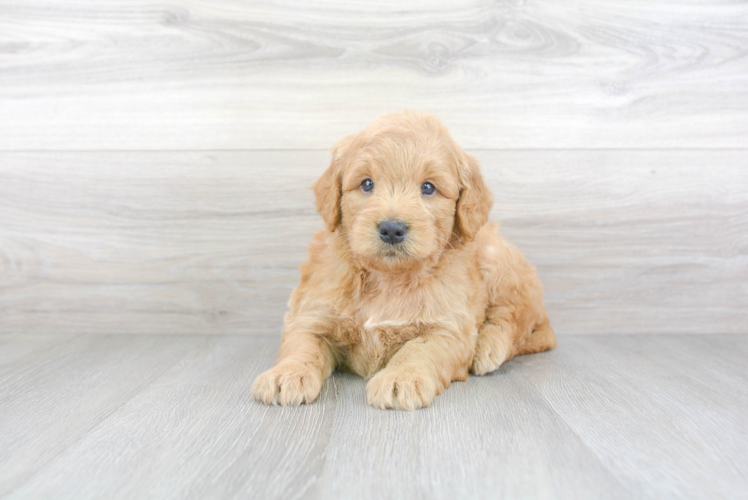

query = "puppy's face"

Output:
[[339, 141, 459, 269], [314, 112, 492, 272]]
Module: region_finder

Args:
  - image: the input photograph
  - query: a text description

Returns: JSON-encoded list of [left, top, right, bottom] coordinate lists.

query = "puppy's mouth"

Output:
[[373, 239, 413, 262], [380, 246, 408, 259]]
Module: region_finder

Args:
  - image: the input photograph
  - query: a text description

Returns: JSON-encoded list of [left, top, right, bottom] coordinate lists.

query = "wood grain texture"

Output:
[[1, 334, 746, 499], [0, 334, 208, 496], [1, 150, 746, 335], [522, 335, 748, 499], [1, 0, 747, 150], [0, 334, 78, 366]]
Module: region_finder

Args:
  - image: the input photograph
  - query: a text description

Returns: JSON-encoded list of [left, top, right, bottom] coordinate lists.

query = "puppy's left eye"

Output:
[[360, 178, 374, 193], [421, 182, 436, 196]]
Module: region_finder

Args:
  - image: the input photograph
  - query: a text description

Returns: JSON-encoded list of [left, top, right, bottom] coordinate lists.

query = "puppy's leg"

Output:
[[515, 319, 556, 357], [252, 327, 337, 406], [471, 305, 555, 375], [366, 332, 471, 410], [471, 313, 513, 376]]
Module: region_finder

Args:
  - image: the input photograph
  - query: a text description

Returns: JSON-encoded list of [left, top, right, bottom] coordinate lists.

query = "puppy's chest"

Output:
[[333, 288, 447, 377], [356, 295, 427, 337], [340, 315, 423, 378]]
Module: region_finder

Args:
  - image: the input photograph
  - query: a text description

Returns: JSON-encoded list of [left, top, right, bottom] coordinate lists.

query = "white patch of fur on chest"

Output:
[[357, 315, 426, 354], [361, 318, 410, 349], [362, 318, 411, 330]]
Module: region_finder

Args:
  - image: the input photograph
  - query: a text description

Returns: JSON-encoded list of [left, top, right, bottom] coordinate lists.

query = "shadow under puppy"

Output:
[[253, 110, 556, 410]]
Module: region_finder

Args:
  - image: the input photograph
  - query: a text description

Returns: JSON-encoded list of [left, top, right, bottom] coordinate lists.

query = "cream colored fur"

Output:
[[253, 111, 556, 410]]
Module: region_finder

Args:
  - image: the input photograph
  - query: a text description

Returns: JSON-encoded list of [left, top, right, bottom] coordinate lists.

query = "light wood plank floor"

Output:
[[1, 334, 746, 499]]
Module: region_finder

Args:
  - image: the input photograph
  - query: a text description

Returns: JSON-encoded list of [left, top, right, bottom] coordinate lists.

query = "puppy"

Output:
[[253, 111, 556, 410]]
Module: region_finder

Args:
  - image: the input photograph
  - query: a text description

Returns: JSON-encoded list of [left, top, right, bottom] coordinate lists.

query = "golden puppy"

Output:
[[253, 111, 556, 410]]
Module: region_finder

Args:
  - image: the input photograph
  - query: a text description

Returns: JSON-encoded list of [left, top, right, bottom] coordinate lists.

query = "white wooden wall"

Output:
[[1, 0, 746, 335]]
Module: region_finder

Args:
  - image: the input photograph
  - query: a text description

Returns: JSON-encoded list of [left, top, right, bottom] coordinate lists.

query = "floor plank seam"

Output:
[[2, 338, 211, 497], [0, 334, 89, 378], [513, 366, 639, 497]]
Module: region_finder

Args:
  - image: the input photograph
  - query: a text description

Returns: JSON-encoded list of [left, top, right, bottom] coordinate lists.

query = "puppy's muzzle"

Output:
[[378, 219, 408, 245]]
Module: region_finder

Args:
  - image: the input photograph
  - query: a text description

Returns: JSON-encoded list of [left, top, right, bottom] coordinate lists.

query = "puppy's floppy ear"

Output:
[[313, 134, 355, 231], [454, 153, 493, 242]]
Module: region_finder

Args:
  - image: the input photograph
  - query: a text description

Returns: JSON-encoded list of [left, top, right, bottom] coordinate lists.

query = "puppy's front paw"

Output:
[[252, 362, 323, 406], [366, 366, 440, 410], [471, 334, 510, 376]]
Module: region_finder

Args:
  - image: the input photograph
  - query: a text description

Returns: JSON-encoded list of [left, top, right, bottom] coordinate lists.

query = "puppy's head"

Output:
[[313, 111, 492, 271]]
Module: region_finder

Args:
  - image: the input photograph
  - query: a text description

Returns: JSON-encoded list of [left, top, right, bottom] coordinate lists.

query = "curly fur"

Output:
[[253, 110, 556, 410]]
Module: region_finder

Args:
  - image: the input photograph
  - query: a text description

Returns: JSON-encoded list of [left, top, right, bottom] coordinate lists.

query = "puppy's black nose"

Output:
[[378, 219, 408, 245]]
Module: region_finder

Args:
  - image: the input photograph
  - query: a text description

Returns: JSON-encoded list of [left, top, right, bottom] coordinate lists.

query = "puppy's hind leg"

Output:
[[471, 306, 556, 375], [471, 306, 515, 376], [514, 319, 556, 357]]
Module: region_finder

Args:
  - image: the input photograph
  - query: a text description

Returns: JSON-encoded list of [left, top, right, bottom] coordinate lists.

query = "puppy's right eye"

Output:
[[360, 178, 374, 193]]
